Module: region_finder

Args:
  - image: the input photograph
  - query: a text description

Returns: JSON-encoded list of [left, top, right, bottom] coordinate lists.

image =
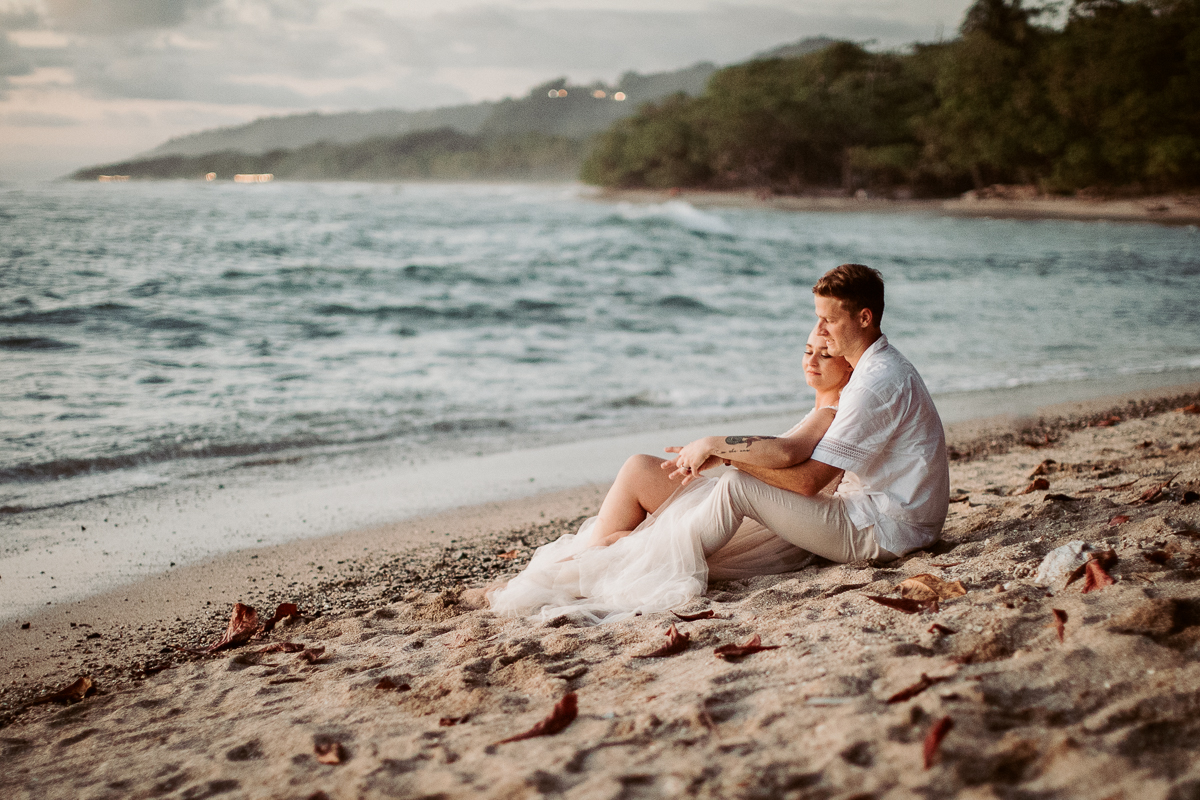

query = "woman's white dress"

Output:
[[487, 410, 830, 624]]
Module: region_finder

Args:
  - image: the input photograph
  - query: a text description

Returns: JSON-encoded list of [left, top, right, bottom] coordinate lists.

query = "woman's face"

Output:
[[803, 328, 852, 393]]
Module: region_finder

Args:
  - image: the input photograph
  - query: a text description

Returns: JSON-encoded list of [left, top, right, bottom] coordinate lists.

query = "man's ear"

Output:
[[857, 306, 873, 329]]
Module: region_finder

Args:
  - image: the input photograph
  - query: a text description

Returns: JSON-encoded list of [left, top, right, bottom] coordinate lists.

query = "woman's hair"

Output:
[[812, 263, 884, 326]]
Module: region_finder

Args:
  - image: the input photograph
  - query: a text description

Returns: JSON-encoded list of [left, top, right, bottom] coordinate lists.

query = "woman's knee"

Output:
[[621, 453, 667, 478]]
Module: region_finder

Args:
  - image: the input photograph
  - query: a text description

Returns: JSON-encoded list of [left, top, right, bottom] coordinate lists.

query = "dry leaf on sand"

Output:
[[897, 574, 967, 602], [1108, 514, 1131, 526], [713, 634, 780, 661], [439, 715, 470, 726], [203, 603, 261, 653], [1135, 473, 1180, 504], [634, 624, 690, 658], [297, 646, 327, 663], [1051, 609, 1068, 642], [886, 673, 950, 704], [1179, 403, 1200, 414], [1082, 560, 1115, 593], [495, 693, 578, 744], [313, 742, 346, 765], [865, 595, 938, 614], [375, 677, 410, 691], [1017, 478, 1050, 495], [497, 550, 520, 560], [928, 623, 956, 635], [27, 676, 96, 706], [923, 716, 954, 768], [673, 609, 715, 621], [261, 603, 300, 634]]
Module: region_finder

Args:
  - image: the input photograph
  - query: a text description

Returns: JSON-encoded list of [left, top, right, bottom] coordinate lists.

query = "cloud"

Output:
[[42, 0, 219, 33]]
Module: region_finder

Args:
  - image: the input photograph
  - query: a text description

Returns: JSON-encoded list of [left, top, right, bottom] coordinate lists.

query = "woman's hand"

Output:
[[661, 449, 725, 485], [664, 437, 720, 476]]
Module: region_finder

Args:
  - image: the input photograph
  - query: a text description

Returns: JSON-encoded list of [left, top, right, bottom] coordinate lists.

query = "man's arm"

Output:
[[730, 458, 842, 497]]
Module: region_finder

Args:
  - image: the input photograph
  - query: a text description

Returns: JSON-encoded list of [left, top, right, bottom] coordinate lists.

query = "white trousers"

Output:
[[695, 470, 897, 564]]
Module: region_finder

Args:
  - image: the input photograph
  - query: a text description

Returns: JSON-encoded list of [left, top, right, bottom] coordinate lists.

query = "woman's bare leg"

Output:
[[592, 454, 683, 544]]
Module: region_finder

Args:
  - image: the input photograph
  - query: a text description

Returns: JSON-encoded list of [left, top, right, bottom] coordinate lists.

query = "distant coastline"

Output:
[[594, 187, 1200, 226]]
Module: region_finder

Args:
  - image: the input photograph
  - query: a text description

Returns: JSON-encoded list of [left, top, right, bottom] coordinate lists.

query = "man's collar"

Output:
[[856, 333, 888, 366]]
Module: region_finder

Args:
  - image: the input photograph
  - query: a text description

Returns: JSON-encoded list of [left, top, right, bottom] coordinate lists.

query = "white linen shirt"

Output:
[[811, 335, 949, 556]]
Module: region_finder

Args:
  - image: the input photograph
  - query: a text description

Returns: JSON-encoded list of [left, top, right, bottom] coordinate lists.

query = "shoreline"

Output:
[[5, 368, 1200, 627], [593, 187, 1200, 226]]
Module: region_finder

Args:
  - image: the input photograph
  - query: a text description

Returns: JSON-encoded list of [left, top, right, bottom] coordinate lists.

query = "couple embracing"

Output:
[[489, 264, 950, 624]]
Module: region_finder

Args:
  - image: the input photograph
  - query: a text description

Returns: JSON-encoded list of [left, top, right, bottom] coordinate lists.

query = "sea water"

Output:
[[3, 181, 1199, 513]]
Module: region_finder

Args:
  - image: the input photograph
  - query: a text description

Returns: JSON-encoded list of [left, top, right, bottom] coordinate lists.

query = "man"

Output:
[[678, 263, 950, 563]]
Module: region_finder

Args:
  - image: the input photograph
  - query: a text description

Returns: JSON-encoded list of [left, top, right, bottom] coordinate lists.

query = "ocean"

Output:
[[2, 180, 1199, 515]]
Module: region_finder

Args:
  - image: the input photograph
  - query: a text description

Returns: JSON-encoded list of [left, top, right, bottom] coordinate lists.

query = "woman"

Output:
[[488, 326, 851, 624]]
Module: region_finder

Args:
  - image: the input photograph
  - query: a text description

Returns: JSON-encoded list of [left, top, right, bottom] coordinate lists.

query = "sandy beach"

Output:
[[2, 381, 1199, 798], [595, 187, 1200, 226]]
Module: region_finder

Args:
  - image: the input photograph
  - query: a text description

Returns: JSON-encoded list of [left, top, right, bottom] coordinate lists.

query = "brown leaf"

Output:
[[1108, 514, 1131, 526], [1064, 562, 1087, 588], [1017, 477, 1050, 495], [261, 603, 300, 634], [923, 716, 954, 769], [865, 595, 938, 614], [1029, 459, 1056, 477], [257, 641, 305, 654], [1081, 560, 1115, 593], [673, 609, 716, 621], [375, 677, 410, 691], [713, 633, 780, 660], [886, 673, 950, 704], [439, 715, 470, 726], [948, 493, 970, 503], [495, 693, 578, 744], [1179, 403, 1200, 414], [28, 676, 96, 706], [634, 624, 690, 658], [1051, 608, 1068, 643], [313, 742, 346, 765], [204, 603, 261, 652], [297, 646, 327, 663], [928, 623, 956, 635], [497, 550, 520, 559], [1043, 493, 1080, 502], [1092, 415, 1121, 428], [1136, 473, 1180, 504], [898, 574, 967, 602]]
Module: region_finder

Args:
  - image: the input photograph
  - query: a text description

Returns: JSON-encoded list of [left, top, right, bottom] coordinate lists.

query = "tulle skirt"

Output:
[[487, 473, 815, 624]]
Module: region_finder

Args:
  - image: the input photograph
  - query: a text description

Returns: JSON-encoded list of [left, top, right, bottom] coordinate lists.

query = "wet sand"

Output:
[[2, 383, 1199, 799]]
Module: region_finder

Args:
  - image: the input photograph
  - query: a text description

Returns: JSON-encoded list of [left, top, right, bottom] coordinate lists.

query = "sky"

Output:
[[0, 0, 975, 181]]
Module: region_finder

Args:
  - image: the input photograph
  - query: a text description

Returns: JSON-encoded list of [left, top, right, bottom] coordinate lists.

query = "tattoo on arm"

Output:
[[722, 435, 776, 453]]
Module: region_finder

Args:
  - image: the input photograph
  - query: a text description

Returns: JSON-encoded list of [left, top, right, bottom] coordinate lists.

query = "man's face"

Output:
[[814, 295, 865, 359]]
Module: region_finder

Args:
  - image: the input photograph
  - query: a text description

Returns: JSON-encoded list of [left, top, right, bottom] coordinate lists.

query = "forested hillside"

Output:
[[582, 0, 1200, 195]]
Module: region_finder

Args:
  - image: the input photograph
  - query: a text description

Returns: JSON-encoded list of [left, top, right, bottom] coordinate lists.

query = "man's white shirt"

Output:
[[811, 335, 950, 555]]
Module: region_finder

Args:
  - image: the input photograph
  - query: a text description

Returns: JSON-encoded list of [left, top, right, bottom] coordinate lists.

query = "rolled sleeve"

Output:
[[811, 383, 895, 472]]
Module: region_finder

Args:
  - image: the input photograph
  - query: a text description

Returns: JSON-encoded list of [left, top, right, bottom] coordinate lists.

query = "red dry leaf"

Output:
[[1017, 478, 1050, 495], [297, 646, 327, 663], [257, 641, 305, 654], [497, 550, 520, 560], [439, 715, 470, 726], [203, 603, 261, 652], [495, 693, 578, 744], [1092, 415, 1121, 428], [1108, 515, 1131, 526], [261, 603, 300, 634], [928, 623, 956, 635], [865, 595, 937, 614], [923, 716, 954, 769], [1051, 609, 1068, 643], [673, 609, 716, 621], [1064, 562, 1087, 588], [1179, 403, 1200, 414], [634, 624, 690, 658], [1081, 560, 1115, 593], [28, 676, 96, 706], [375, 677, 410, 691], [898, 574, 966, 602], [886, 673, 950, 704], [1136, 473, 1180, 505], [314, 742, 346, 765], [713, 633, 780, 661]]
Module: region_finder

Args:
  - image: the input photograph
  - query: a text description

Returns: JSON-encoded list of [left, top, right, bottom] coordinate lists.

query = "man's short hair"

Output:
[[813, 263, 884, 326]]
